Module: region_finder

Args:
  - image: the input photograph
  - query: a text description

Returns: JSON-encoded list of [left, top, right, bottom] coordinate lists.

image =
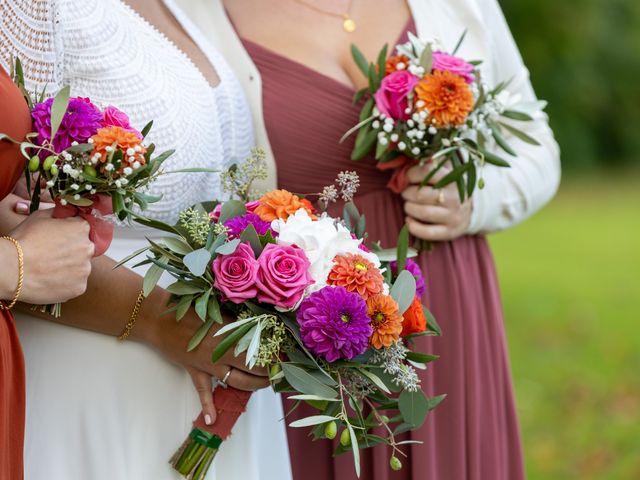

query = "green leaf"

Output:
[[498, 122, 541, 146], [374, 247, 418, 263], [396, 224, 410, 273], [175, 295, 193, 321], [281, 364, 338, 399], [211, 321, 255, 364], [479, 148, 512, 168], [288, 415, 337, 428], [502, 110, 534, 121], [142, 258, 167, 297], [390, 270, 417, 314], [419, 43, 433, 72], [424, 306, 442, 336], [134, 217, 181, 235], [347, 422, 360, 477], [240, 224, 263, 257], [140, 120, 153, 138], [214, 316, 259, 337], [234, 324, 257, 357], [376, 43, 388, 81], [351, 128, 377, 161], [352, 87, 368, 105], [406, 352, 440, 364], [166, 281, 204, 295], [426, 393, 447, 411], [112, 246, 150, 269], [398, 389, 429, 428], [433, 162, 473, 189], [207, 295, 223, 323], [246, 319, 263, 368], [65, 196, 94, 207], [217, 200, 246, 224], [288, 394, 340, 402], [187, 317, 215, 352], [367, 61, 380, 92], [351, 44, 369, 77], [160, 237, 192, 255], [215, 238, 241, 256], [195, 289, 211, 321], [490, 123, 517, 156], [375, 137, 389, 160], [50, 85, 71, 141], [360, 369, 391, 394], [183, 248, 212, 276], [452, 29, 468, 55]]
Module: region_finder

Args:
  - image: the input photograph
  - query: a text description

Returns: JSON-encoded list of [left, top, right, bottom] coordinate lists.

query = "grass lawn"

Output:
[[489, 171, 640, 480]]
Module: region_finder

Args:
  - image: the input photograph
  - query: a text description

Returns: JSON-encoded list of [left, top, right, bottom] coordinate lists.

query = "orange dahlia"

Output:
[[327, 254, 384, 300], [367, 294, 403, 349], [401, 296, 428, 337], [415, 70, 474, 128], [90, 126, 146, 176], [255, 189, 317, 222], [385, 54, 410, 75]]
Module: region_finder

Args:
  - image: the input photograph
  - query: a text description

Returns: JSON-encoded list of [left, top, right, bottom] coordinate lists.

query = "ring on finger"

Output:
[[218, 368, 232, 389]]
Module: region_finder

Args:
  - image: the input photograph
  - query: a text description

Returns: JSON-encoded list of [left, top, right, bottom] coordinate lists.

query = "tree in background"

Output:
[[501, 0, 640, 169]]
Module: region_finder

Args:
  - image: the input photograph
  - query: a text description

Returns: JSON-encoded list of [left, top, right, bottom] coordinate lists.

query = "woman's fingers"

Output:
[[187, 367, 217, 425], [404, 202, 450, 224], [406, 217, 451, 242], [224, 353, 269, 377], [15, 200, 55, 215], [401, 185, 440, 204], [406, 162, 451, 185], [226, 368, 271, 391]]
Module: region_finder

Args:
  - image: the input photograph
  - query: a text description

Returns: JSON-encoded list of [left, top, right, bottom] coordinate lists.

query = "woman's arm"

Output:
[[466, 0, 561, 234]]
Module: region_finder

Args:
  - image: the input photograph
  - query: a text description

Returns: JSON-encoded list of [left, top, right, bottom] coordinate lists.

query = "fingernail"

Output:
[[204, 414, 212, 425], [16, 202, 29, 214]]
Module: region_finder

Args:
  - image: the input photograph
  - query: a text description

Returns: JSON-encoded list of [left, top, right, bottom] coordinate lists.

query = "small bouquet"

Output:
[[2, 60, 174, 316], [128, 150, 443, 478], [345, 32, 546, 199]]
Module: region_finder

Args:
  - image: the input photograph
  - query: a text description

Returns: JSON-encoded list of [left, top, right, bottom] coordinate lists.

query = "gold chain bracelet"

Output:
[[0, 236, 24, 311], [118, 289, 146, 341]]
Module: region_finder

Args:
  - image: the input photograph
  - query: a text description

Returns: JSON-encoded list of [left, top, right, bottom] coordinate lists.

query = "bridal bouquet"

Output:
[[129, 150, 443, 478], [2, 60, 174, 316], [345, 32, 546, 199]]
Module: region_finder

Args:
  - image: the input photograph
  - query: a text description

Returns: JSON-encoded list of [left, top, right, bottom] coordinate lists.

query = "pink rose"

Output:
[[374, 70, 419, 120], [256, 244, 314, 309], [212, 242, 260, 304], [102, 106, 143, 139], [432, 52, 475, 84], [210, 200, 261, 222]]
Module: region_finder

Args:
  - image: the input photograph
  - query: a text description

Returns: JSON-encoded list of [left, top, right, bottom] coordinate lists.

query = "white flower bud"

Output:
[[71, 183, 80, 190], [428, 126, 438, 135], [87, 138, 94, 144], [73, 194, 80, 200], [390, 133, 399, 142], [396, 62, 406, 70], [442, 138, 451, 147], [379, 137, 389, 146], [134, 145, 142, 152], [132, 161, 141, 170], [411, 147, 421, 155], [416, 100, 426, 108], [126, 148, 136, 156], [60, 199, 68, 206], [372, 120, 381, 129], [398, 141, 407, 151], [105, 146, 114, 153], [85, 184, 92, 190], [383, 123, 393, 133], [123, 167, 133, 176]]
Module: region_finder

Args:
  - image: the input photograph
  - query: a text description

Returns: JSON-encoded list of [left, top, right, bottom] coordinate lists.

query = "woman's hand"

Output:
[[401, 163, 473, 242], [134, 303, 270, 424], [1, 208, 94, 304]]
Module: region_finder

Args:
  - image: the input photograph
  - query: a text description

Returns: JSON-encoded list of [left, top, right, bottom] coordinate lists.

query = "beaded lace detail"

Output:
[[0, 0, 254, 223]]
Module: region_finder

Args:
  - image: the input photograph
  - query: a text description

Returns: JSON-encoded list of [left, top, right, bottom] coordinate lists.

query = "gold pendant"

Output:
[[343, 14, 356, 33]]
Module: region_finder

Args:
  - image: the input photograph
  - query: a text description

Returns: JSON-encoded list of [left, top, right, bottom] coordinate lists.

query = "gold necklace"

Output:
[[293, 0, 357, 33]]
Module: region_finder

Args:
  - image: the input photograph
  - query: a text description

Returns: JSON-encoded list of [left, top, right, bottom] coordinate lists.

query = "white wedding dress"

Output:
[[0, 0, 292, 478]]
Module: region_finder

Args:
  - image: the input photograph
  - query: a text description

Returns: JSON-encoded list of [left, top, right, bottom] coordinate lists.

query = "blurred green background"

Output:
[[493, 1, 640, 478]]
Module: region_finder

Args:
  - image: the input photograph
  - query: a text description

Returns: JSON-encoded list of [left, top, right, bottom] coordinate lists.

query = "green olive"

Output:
[[84, 165, 98, 177], [339, 428, 351, 447], [28, 155, 40, 172], [390, 456, 402, 471], [42, 155, 57, 171], [324, 421, 337, 440]]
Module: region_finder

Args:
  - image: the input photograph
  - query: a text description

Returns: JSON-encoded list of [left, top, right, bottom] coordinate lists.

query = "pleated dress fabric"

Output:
[[0, 66, 31, 480], [241, 20, 526, 480]]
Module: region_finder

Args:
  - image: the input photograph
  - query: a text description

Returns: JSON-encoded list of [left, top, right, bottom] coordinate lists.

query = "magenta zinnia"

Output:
[[296, 286, 372, 362]]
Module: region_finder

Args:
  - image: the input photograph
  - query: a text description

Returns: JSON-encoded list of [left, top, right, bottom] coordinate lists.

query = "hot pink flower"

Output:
[[256, 244, 314, 309], [102, 106, 143, 139], [212, 242, 260, 304], [374, 70, 419, 120], [432, 52, 475, 84], [210, 200, 261, 222]]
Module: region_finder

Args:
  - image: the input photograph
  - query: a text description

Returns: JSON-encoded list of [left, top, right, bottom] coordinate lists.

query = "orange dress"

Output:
[[0, 66, 31, 480]]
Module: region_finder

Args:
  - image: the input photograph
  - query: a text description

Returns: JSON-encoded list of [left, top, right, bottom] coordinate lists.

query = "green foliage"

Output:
[[500, 0, 640, 169]]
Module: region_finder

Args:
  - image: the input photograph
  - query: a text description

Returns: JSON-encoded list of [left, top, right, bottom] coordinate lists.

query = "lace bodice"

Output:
[[0, 0, 254, 223]]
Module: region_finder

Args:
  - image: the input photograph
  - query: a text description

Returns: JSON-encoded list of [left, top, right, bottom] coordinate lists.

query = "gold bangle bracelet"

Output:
[[118, 289, 146, 341], [0, 236, 24, 311]]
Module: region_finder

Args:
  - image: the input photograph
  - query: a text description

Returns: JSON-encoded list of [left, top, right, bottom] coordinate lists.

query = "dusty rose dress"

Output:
[[0, 66, 30, 480], [241, 20, 525, 480]]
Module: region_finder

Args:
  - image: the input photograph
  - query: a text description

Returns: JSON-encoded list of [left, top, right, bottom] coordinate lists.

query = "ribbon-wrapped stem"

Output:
[[170, 387, 252, 479]]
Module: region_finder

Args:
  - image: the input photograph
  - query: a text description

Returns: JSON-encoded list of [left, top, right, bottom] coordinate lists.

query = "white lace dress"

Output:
[[0, 1, 292, 478]]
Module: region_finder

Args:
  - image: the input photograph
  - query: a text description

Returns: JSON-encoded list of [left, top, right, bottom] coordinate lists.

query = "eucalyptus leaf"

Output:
[[215, 238, 241, 256], [194, 289, 211, 321], [183, 248, 211, 276], [240, 224, 263, 257], [218, 200, 246, 224], [398, 389, 429, 428], [281, 364, 338, 399], [187, 317, 215, 352], [288, 415, 337, 428], [50, 85, 71, 141], [390, 270, 417, 314], [426, 393, 447, 411]]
